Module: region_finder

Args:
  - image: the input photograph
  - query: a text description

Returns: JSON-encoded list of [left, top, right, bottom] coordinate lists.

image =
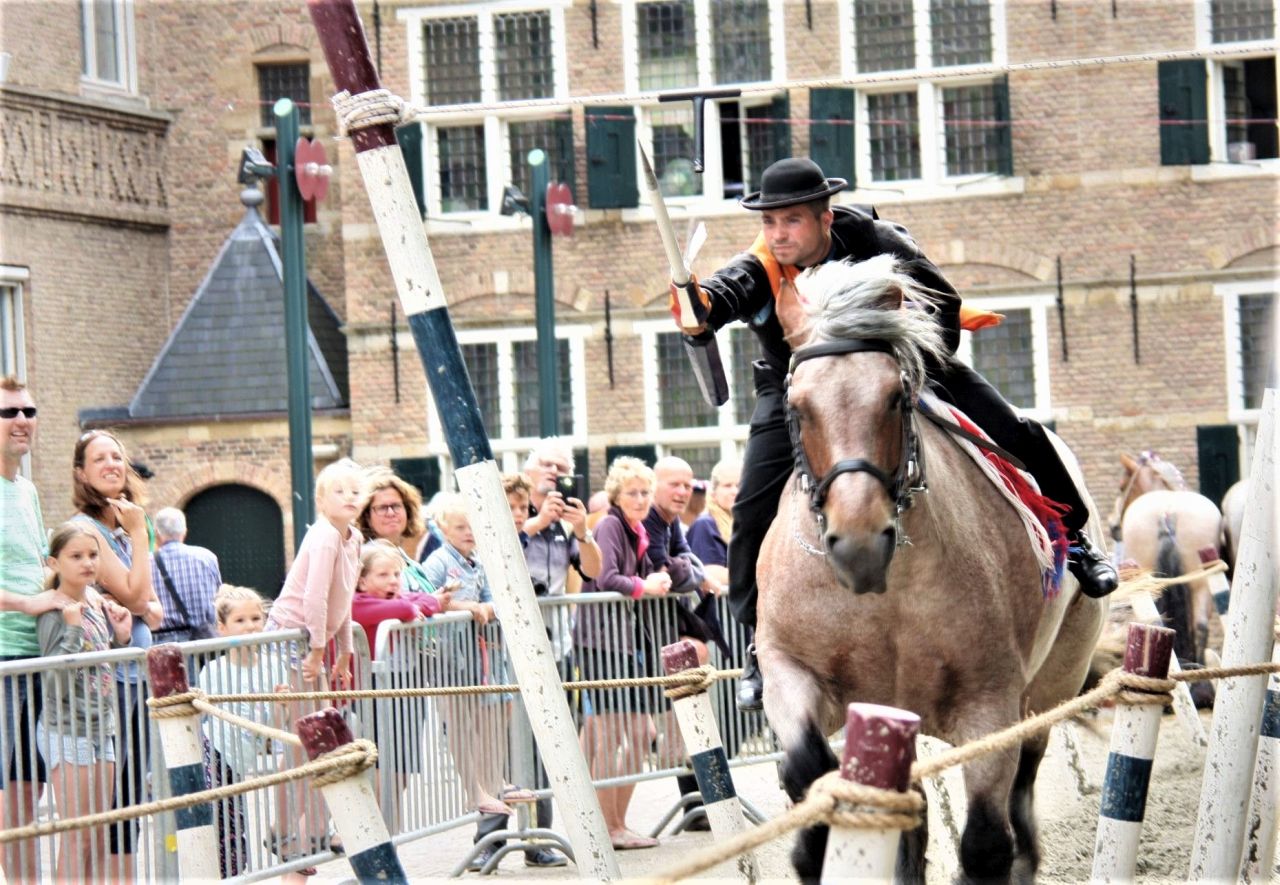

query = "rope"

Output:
[[332, 88, 406, 135], [0, 740, 376, 844], [663, 664, 718, 700], [148, 690, 302, 747], [1172, 660, 1280, 682]]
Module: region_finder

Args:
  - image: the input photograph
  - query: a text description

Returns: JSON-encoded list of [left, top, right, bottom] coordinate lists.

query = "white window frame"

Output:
[[80, 0, 137, 94], [1194, 2, 1279, 168], [1219, 280, 1278, 433], [635, 319, 749, 459], [0, 266, 28, 383], [623, 0, 787, 209], [400, 2, 571, 226], [837, 0, 1010, 193], [424, 325, 589, 479], [953, 292, 1053, 424]]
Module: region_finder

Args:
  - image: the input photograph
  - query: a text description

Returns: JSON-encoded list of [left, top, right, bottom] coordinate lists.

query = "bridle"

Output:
[[784, 338, 926, 543]]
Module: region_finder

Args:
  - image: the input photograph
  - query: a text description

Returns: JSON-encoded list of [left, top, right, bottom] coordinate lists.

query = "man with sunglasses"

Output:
[[0, 377, 64, 882]]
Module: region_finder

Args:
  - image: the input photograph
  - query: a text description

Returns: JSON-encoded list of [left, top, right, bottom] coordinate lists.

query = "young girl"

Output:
[[197, 585, 291, 877], [35, 523, 132, 883]]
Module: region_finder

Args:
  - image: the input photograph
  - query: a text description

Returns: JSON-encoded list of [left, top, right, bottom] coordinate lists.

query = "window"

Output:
[[403, 5, 573, 217], [0, 268, 28, 381], [954, 296, 1052, 422], [258, 62, 312, 127], [638, 321, 752, 463], [1191, 2, 1279, 165], [425, 326, 589, 474], [625, 0, 787, 203], [80, 0, 135, 91], [1221, 283, 1278, 420], [1211, 0, 1274, 43], [845, 0, 1011, 186], [1216, 56, 1278, 162]]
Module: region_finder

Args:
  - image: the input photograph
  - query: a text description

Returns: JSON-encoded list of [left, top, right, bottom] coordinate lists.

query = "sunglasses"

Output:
[[0, 407, 36, 419]]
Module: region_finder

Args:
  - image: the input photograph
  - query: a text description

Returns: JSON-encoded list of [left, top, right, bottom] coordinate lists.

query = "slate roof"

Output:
[[126, 195, 348, 420]]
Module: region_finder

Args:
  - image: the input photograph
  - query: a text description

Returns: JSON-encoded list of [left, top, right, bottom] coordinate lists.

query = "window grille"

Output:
[[971, 308, 1035, 409], [666, 445, 721, 479], [931, 0, 992, 67], [496, 11, 555, 100], [743, 108, 775, 194], [1211, 0, 1274, 43], [1239, 293, 1276, 410], [638, 0, 698, 90], [424, 16, 482, 105], [461, 343, 501, 435], [508, 119, 574, 197], [711, 0, 771, 84], [943, 83, 1002, 175], [657, 332, 719, 428], [437, 125, 488, 211], [729, 328, 757, 426], [651, 108, 700, 196], [855, 0, 915, 73], [258, 63, 311, 127], [514, 339, 573, 437], [869, 91, 921, 181]]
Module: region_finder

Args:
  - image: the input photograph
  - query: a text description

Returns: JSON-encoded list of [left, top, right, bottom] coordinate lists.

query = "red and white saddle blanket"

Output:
[[918, 392, 1070, 597]]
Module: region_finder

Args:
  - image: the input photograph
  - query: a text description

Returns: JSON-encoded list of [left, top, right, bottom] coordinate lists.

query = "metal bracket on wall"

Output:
[[1056, 256, 1068, 362], [1129, 255, 1141, 364], [391, 300, 401, 403], [605, 290, 615, 388], [590, 0, 599, 49]]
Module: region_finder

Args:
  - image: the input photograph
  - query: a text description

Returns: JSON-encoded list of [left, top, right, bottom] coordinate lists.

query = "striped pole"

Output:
[[146, 645, 220, 882], [660, 641, 759, 882], [1191, 390, 1278, 880], [305, 2, 617, 878], [1090, 622, 1176, 883], [1200, 546, 1231, 616], [295, 708, 406, 884], [822, 703, 920, 884], [1241, 641, 1280, 883]]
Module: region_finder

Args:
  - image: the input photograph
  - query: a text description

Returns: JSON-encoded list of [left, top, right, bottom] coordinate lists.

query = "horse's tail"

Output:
[[1154, 514, 1195, 665]]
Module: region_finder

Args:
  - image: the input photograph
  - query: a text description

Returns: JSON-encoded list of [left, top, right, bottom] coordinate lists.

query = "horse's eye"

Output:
[[888, 390, 903, 412]]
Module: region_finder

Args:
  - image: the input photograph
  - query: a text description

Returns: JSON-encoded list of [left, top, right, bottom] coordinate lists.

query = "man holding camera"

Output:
[[518, 438, 601, 867]]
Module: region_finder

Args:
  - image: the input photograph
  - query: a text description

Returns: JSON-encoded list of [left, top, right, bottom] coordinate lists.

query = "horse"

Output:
[[1109, 451, 1222, 699], [1219, 479, 1248, 575], [756, 256, 1107, 883]]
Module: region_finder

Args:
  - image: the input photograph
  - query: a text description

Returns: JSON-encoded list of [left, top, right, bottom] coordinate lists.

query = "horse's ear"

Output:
[[1120, 452, 1139, 473], [871, 281, 906, 312]]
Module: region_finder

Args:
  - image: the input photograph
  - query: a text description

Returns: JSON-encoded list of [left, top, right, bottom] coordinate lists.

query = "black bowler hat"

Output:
[[740, 158, 848, 210]]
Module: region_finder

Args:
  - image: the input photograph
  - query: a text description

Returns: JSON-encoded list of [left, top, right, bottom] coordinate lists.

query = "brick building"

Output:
[[1, 0, 1275, 594]]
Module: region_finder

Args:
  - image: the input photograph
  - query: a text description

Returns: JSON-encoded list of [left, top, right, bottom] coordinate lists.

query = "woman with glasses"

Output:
[[357, 468, 438, 594]]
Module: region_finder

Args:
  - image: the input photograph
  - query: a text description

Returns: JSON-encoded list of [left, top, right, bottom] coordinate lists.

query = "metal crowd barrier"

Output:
[[0, 593, 773, 883]]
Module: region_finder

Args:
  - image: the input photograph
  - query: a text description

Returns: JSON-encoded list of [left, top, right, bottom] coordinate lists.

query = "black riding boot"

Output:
[[737, 643, 764, 713], [1069, 530, 1119, 598]]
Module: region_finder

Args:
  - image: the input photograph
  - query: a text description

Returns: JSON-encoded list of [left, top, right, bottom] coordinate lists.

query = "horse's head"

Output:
[[786, 256, 948, 594], [1109, 450, 1187, 538]]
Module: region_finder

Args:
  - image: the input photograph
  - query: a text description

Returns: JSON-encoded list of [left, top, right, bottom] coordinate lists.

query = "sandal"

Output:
[[477, 798, 513, 816], [610, 829, 659, 850], [500, 786, 536, 802]]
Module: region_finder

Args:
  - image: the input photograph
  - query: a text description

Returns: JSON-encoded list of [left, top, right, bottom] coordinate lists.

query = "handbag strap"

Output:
[[154, 549, 196, 631]]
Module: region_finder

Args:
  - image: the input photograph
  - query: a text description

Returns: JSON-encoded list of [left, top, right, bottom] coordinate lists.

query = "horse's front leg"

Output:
[[953, 697, 1022, 885], [761, 647, 840, 883]]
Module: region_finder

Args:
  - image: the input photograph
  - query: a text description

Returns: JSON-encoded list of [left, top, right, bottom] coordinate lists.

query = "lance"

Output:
[[306, 1, 618, 878], [638, 144, 730, 407]]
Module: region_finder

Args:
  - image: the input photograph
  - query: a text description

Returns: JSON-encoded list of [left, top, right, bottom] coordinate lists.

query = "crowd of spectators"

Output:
[[0, 377, 741, 879]]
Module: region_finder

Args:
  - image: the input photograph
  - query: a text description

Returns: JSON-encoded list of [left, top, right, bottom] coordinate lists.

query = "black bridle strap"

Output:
[[917, 406, 1027, 473], [791, 338, 895, 369], [812, 458, 896, 504]]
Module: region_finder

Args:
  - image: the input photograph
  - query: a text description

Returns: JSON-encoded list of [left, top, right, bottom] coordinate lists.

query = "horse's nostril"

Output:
[[880, 527, 897, 556]]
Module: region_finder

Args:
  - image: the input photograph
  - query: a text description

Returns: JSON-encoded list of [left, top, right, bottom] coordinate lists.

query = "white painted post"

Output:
[[1240, 640, 1280, 883], [146, 645, 220, 882], [822, 703, 920, 884], [660, 640, 759, 882], [1190, 389, 1278, 881], [1090, 623, 1176, 883], [295, 708, 407, 884], [1126, 587, 1206, 748]]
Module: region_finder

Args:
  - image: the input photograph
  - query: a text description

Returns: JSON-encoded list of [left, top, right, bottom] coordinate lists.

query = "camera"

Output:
[[556, 473, 584, 502]]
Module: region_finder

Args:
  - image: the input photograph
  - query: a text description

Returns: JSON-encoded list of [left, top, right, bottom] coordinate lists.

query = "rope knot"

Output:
[[1109, 668, 1175, 708], [808, 770, 925, 832], [331, 89, 407, 136], [312, 738, 378, 789], [664, 664, 719, 700], [146, 688, 205, 719]]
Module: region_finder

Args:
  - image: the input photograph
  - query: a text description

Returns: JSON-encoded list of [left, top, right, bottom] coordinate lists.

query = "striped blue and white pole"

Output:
[[1240, 641, 1280, 883], [822, 703, 920, 883], [295, 708, 406, 884], [1090, 622, 1176, 883], [661, 641, 759, 882], [305, 2, 617, 877], [1200, 546, 1231, 617], [146, 645, 219, 882]]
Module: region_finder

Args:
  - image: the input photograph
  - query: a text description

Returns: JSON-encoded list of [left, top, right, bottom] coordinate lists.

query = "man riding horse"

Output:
[[669, 157, 1119, 712]]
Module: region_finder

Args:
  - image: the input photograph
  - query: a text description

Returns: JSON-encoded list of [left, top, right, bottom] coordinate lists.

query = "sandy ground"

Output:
[[308, 708, 1223, 883]]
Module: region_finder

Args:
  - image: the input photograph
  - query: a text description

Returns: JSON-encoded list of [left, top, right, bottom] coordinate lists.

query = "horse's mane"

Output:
[[795, 254, 949, 392]]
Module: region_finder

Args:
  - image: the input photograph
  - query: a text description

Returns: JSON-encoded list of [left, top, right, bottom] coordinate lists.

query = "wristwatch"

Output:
[[577, 529, 594, 544]]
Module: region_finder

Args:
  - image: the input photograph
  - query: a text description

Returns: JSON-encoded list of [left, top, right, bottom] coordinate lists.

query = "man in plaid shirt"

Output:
[[150, 508, 221, 642]]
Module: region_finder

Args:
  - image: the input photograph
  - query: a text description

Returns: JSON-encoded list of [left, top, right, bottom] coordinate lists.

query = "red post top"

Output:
[[296, 707, 354, 762], [307, 0, 397, 152], [661, 640, 701, 675], [1123, 623, 1176, 678], [840, 703, 920, 794], [146, 644, 190, 699], [1198, 546, 1220, 565]]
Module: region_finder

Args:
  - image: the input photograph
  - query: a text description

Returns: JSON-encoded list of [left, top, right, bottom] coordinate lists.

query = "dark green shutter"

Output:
[[1196, 425, 1240, 507], [555, 117, 577, 195], [586, 106, 638, 209], [769, 93, 791, 164], [391, 456, 442, 501], [573, 447, 591, 500], [605, 444, 657, 469], [809, 88, 856, 189], [1158, 60, 1209, 166], [396, 122, 427, 218], [992, 75, 1013, 176]]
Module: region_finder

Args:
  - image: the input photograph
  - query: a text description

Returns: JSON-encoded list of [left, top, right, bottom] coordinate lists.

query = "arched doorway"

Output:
[[185, 484, 286, 598]]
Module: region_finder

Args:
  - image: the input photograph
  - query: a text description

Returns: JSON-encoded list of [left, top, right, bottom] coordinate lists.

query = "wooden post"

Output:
[[1241, 642, 1280, 883], [304, 3, 617, 877], [1200, 546, 1231, 616], [1089, 623, 1175, 883]]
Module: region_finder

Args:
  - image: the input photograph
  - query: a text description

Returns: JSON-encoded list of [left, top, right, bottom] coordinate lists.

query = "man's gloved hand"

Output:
[[668, 274, 711, 334]]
